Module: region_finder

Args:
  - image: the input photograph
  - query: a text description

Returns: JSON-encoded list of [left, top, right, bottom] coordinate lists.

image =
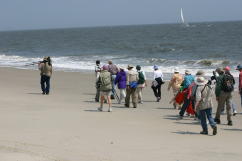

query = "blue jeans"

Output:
[[199, 108, 216, 132], [41, 75, 50, 94], [111, 75, 116, 96]]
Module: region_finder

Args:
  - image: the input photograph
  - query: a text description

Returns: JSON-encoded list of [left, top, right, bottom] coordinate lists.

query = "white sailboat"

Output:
[[180, 8, 189, 27]]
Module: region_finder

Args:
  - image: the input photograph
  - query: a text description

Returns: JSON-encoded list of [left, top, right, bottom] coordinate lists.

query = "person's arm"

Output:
[[168, 76, 175, 91]]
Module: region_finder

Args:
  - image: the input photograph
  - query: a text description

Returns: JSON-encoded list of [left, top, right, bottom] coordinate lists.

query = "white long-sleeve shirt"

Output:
[[153, 70, 163, 80]]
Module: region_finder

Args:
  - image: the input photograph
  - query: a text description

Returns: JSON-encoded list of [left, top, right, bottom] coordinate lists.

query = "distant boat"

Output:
[[180, 8, 189, 27]]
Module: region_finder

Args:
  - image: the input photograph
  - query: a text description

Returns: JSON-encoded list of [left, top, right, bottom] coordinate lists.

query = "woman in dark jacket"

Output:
[[115, 68, 127, 104]]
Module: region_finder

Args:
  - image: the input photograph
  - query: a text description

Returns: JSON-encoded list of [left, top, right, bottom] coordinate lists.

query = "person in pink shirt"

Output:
[[236, 65, 242, 107]]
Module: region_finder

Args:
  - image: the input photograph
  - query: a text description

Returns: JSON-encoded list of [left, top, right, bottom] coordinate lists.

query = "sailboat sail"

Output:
[[180, 8, 189, 26], [181, 8, 185, 23]]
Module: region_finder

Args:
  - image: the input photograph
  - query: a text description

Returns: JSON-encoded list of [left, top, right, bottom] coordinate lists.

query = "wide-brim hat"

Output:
[[174, 67, 179, 73], [127, 64, 134, 69], [196, 70, 205, 76], [185, 70, 191, 74], [195, 76, 208, 86]]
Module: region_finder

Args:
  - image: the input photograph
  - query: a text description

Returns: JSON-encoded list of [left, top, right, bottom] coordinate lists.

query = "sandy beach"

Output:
[[0, 67, 242, 161]]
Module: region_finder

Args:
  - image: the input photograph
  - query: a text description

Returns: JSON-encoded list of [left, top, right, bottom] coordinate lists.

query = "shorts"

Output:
[[100, 90, 112, 96]]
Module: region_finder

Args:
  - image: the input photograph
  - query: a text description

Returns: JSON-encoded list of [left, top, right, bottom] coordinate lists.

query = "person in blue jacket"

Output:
[[178, 70, 195, 119]]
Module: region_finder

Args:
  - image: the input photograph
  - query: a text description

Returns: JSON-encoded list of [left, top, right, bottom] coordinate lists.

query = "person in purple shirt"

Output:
[[115, 67, 127, 104]]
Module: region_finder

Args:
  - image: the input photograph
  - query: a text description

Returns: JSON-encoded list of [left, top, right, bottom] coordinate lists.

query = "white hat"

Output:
[[195, 76, 208, 86], [174, 67, 179, 73], [185, 70, 191, 75]]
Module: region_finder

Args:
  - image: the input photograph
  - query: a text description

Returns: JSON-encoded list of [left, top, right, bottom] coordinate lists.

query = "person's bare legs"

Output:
[[107, 96, 112, 112], [98, 95, 105, 111]]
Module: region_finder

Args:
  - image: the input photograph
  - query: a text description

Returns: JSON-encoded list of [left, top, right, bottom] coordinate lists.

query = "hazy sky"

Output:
[[0, 0, 241, 31]]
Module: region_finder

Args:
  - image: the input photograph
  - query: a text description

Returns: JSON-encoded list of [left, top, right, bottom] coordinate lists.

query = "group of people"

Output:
[[37, 57, 242, 136], [94, 60, 242, 135], [168, 65, 242, 135], [94, 60, 166, 112]]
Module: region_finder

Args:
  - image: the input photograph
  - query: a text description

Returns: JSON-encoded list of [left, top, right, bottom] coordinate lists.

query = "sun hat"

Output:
[[102, 64, 109, 70], [224, 66, 230, 71], [196, 70, 205, 76], [127, 64, 134, 69], [195, 76, 208, 86], [185, 70, 191, 75], [174, 67, 179, 73], [153, 65, 158, 70]]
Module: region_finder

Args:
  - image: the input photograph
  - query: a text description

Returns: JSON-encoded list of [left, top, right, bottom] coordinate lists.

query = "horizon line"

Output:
[[0, 19, 242, 32]]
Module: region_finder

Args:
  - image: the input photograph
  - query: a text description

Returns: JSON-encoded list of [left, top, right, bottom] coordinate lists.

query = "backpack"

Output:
[[99, 72, 112, 90], [221, 74, 234, 92], [138, 71, 145, 84], [190, 83, 198, 101]]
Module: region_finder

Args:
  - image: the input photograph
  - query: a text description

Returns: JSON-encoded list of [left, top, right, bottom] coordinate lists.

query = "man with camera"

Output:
[[38, 57, 52, 95], [214, 67, 235, 126]]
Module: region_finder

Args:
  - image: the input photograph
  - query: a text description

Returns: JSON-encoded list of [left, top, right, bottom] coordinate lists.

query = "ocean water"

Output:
[[0, 21, 242, 79]]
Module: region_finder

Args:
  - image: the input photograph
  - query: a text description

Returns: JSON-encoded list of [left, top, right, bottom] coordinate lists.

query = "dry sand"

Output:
[[0, 67, 242, 161]]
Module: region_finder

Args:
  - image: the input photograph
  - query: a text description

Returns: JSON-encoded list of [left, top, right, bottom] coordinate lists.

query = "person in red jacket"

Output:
[[236, 65, 242, 108]]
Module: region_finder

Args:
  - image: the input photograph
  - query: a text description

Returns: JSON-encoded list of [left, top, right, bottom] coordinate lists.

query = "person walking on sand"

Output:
[[108, 60, 120, 100], [151, 65, 164, 102], [194, 73, 217, 135], [95, 60, 101, 102], [168, 67, 183, 109], [125, 65, 139, 108], [178, 70, 194, 119], [98, 65, 112, 112], [136, 65, 147, 104], [236, 65, 242, 108], [214, 68, 235, 126], [114, 67, 127, 104], [38, 56, 52, 95]]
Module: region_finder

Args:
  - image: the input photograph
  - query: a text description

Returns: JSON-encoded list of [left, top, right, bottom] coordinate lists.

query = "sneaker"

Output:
[[108, 108, 112, 112], [212, 126, 217, 135], [124, 104, 129, 108], [233, 110, 237, 116], [228, 121, 233, 126], [200, 131, 208, 135], [214, 118, 221, 124], [98, 107, 103, 111], [138, 101, 143, 104], [156, 97, 161, 102]]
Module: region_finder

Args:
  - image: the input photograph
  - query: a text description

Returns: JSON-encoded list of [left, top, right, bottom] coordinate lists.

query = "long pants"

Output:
[[240, 93, 242, 107], [41, 75, 50, 94], [119, 88, 126, 103], [199, 108, 216, 132], [151, 85, 161, 98], [179, 96, 192, 117], [111, 75, 116, 97], [215, 91, 232, 122], [125, 87, 138, 108], [136, 87, 143, 102], [95, 88, 100, 102]]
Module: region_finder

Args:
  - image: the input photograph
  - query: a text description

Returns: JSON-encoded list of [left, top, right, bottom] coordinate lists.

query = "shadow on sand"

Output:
[[222, 128, 242, 132], [172, 131, 199, 135], [27, 93, 43, 95]]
